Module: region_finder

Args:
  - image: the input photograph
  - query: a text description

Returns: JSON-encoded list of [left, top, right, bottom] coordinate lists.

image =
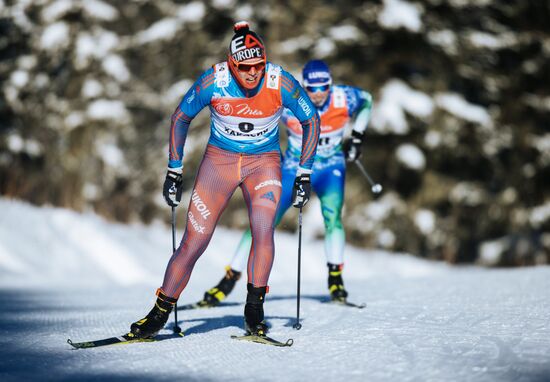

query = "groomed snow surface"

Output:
[[0, 198, 549, 382]]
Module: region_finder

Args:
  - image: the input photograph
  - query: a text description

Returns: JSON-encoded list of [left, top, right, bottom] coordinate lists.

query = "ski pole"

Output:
[[293, 206, 303, 330], [171, 206, 183, 335], [355, 161, 383, 194]]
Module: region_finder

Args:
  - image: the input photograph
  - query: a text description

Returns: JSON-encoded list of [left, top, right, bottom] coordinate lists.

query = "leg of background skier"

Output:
[[199, 232, 249, 307], [311, 159, 348, 301]]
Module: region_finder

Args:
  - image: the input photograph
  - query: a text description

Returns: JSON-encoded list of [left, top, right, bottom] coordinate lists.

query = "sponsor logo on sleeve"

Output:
[[298, 97, 312, 116], [186, 89, 196, 104]]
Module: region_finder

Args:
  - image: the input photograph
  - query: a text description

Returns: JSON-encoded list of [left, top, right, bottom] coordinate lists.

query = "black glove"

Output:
[[163, 167, 183, 207], [343, 131, 364, 163], [292, 173, 311, 208]]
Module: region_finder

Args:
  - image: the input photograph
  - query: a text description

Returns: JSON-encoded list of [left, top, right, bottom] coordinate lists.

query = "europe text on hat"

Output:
[[229, 21, 265, 64]]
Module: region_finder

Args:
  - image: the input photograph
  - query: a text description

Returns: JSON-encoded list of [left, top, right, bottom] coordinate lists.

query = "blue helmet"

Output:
[[302, 60, 332, 87]]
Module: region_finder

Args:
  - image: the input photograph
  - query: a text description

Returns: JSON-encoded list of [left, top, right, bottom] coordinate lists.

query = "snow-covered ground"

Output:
[[0, 198, 549, 382]]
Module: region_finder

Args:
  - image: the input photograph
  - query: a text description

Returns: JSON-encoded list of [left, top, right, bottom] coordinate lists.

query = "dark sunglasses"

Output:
[[306, 84, 330, 93], [237, 62, 266, 72]]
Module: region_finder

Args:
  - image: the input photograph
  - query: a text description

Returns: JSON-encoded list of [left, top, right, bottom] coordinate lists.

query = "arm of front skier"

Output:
[[280, 70, 321, 208], [164, 68, 216, 207], [343, 87, 373, 162]]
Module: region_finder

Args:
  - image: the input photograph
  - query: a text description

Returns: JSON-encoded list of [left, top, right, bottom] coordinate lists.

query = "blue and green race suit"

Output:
[[231, 84, 372, 269]]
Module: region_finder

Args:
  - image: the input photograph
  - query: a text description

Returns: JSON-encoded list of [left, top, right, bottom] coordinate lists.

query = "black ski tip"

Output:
[[348, 302, 366, 309], [67, 338, 89, 349]]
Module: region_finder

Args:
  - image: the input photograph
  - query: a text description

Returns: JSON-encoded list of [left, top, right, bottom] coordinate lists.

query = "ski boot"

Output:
[[130, 289, 177, 339], [199, 266, 242, 307], [328, 263, 348, 302], [244, 283, 268, 336]]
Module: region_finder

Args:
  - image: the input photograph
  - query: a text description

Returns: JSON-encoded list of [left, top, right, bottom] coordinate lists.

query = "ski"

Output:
[[178, 300, 240, 310], [231, 334, 293, 347], [177, 301, 214, 310], [328, 300, 366, 309], [67, 333, 155, 349]]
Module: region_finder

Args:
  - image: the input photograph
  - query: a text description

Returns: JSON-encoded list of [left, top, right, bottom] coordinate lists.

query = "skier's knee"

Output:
[[323, 213, 343, 233]]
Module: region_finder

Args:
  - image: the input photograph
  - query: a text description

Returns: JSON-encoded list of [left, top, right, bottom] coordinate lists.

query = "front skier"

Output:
[[128, 22, 320, 340], [200, 60, 373, 307]]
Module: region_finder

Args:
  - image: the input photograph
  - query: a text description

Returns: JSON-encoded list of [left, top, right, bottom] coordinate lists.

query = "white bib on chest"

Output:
[[214, 62, 230, 88], [333, 87, 346, 108]]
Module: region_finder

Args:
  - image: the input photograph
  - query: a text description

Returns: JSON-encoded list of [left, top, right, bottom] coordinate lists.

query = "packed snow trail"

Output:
[[0, 199, 549, 382]]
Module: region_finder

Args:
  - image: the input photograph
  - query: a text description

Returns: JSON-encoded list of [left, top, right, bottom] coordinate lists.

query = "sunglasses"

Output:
[[237, 62, 266, 72], [306, 85, 330, 93]]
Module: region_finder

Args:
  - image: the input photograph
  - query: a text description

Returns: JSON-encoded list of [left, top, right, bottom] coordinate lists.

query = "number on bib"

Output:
[[238, 122, 254, 133], [319, 137, 330, 146]]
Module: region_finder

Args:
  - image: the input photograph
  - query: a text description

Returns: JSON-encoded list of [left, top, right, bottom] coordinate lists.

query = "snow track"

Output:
[[0, 199, 549, 381]]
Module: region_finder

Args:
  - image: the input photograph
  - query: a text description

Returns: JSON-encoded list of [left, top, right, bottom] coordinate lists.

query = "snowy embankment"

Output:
[[0, 198, 549, 382]]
